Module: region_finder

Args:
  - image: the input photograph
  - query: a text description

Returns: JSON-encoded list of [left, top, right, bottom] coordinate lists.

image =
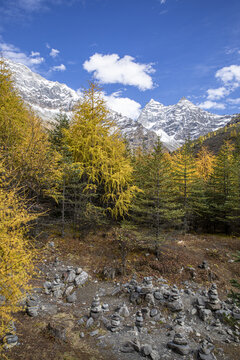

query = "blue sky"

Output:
[[0, 0, 240, 119]]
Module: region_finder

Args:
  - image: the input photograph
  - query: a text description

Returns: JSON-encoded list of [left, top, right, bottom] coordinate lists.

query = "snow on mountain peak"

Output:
[[137, 97, 232, 143], [3, 58, 233, 151]]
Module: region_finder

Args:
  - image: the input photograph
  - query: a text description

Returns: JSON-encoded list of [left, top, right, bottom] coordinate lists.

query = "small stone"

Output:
[[53, 289, 63, 299], [198, 308, 212, 322], [119, 303, 130, 317], [141, 344, 152, 356], [146, 293, 155, 305], [86, 317, 94, 328], [102, 303, 109, 312], [65, 286, 74, 296], [67, 292, 77, 303], [77, 317, 87, 326], [66, 270, 76, 283], [154, 291, 162, 300], [27, 306, 39, 317], [74, 271, 88, 286], [43, 281, 52, 290], [150, 308, 158, 318], [192, 308, 197, 315], [76, 267, 82, 275], [90, 329, 99, 336], [135, 310, 144, 329], [112, 286, 121, 296], [4, 335, 18, 345]]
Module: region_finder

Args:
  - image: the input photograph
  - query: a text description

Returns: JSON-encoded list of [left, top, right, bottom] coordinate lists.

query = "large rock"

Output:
[[167, 333, 190, 356], [74, 271, 88, 286]]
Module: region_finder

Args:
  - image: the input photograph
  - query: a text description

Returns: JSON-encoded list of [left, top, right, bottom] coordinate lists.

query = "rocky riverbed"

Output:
[[3, 242, 240, 360]]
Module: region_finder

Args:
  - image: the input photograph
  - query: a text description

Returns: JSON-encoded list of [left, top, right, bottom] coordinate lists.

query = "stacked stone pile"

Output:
[[90, 294, 102, 319], [42, 266, 88, 302], [167, 332, 190, 355], [26, 295, 39, 317]]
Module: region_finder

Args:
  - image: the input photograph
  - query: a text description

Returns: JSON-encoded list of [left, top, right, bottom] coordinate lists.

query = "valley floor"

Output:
[[6, 227, 240, 360]]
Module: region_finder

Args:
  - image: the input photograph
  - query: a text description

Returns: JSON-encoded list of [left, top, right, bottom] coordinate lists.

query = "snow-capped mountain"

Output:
[[4, 58, 233, 151], [138, 97, 232, 143], [4, 58, 79, 122], [4, 58, 177, 151]]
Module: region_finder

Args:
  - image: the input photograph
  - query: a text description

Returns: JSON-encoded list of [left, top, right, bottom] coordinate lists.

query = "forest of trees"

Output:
[[1, 58, 240, 347]]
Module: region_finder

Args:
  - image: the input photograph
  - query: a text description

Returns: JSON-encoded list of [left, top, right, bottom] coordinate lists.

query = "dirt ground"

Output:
[[6, 226, 240, 360]]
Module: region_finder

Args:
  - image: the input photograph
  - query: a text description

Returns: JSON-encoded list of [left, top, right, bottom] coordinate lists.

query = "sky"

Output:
[[0, 0, 240, 119]]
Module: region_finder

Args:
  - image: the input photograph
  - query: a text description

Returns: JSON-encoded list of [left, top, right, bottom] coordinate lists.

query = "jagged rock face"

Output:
[[5, 59, 79, 116], [5, 58, 171, 150], [4, 58, 232, 151], [109, 110, 161, 151], [138, 98, 232, 143]]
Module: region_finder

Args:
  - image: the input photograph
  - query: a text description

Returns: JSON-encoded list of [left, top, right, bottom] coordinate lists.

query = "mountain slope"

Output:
[[192, 114, 240, 155], [4, 58, 177, 151], [4, 58, 233, 152], [137, 97, 232, 143]]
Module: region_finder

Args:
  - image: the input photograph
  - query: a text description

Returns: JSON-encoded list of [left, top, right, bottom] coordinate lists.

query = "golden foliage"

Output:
[[0, 58, 62, 199], [64, 83, 138, 217], [0, 161, 37, 340], [196, 146, 215, 181]]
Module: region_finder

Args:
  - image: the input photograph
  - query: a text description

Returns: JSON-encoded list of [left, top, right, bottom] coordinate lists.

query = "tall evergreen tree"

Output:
[[171, 140, 196, 232], [132, 138, 182, 254], [207, 141, 234, 233]]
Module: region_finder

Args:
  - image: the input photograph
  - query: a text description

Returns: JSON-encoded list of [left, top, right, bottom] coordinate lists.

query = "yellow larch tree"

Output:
[[64, 82, 138, 218], [0, 160, 37, 346], [0, 58, 62, 200], [196, 146, 215, 181]]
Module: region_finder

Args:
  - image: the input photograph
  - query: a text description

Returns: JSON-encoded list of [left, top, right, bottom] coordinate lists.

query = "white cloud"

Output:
[[30, 51, 40, 57], [50, 48, 60, 58], [227, 98, 240, 105], [0, 41, 44, 68], [160, 0, 166, 3], [207, 87, 230, 101], [51, 64, 66, 71], [216, 65, 240, 86], [198, 100, 226, 110], [103, 91, 141, 119], [83, 53, 155, 91], [18, 0, 44, 12]]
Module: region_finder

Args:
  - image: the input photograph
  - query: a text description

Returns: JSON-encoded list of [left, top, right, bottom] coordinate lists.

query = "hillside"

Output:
[[5, 58, 235, 152], [192, 114, 240, 154]]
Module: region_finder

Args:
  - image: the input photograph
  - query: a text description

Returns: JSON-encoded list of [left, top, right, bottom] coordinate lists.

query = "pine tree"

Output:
[[132, 138, 182, 254], [225, 136, 240, 232], [190, 146, 216, 230], [171, 140, 196, 232], [207, 141, 234, 233]]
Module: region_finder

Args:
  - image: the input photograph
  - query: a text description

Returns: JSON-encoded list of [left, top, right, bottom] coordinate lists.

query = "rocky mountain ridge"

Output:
[[4, 58, 233, 151], [138, 97, 232, 144]]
